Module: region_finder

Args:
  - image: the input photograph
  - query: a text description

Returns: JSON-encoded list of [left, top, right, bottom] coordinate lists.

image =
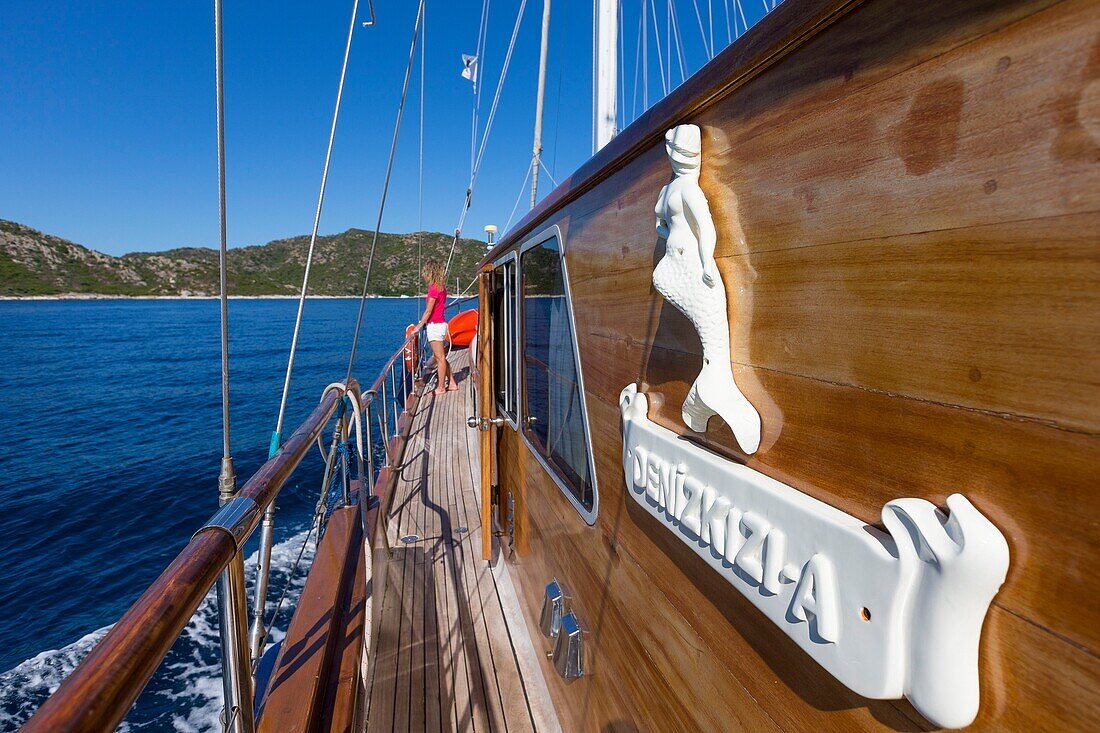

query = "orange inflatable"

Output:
[[403, 323, 419, 373], [447, 309, 478, 348]]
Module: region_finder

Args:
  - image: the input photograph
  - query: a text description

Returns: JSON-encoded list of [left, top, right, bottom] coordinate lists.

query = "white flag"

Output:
[[461, 54, 478, 90]]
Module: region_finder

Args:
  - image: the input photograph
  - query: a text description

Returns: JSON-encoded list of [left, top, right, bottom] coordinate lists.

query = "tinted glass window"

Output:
[[521, 238, 593, 511]]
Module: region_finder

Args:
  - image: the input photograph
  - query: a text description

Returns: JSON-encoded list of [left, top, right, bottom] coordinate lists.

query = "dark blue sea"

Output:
[[0, 298, 424, 731]]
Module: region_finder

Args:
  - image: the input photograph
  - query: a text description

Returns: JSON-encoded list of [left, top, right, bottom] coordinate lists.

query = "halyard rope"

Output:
[[213, 0, 233, 479], [443, 0, 528, 282], [272, 0, 362, 449], [345, 0, 426, 381]]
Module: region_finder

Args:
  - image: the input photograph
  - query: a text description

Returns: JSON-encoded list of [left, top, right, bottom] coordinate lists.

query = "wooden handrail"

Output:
[[23, 308, 438, 730], [23, 390, 341, 732]]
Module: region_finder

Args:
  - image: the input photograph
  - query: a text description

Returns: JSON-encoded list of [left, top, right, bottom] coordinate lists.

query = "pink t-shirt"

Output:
[[427, 283, 447, 323]]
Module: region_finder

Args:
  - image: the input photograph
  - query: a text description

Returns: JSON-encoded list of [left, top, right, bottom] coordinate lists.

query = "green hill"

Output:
[[0, 219, 486, 297]]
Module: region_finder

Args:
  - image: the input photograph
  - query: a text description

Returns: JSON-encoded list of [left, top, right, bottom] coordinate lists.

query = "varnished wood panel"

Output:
[[557, 0, 1100, 651], [580, 333, 1100, 647], [565, 0, 1100, 432], [479, 271, 494, 561], [321, 530, 367, 733], [575, 213, 1100, 433], [260, 507, 361, 733], [584, 392, 1100, 732], [488, 0, 1100, 730], [490, 0, 1073, 261]]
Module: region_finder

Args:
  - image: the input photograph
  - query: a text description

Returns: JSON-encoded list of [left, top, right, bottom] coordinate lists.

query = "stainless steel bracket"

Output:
[[551, 611, 585, 681], [194, 495, 260, 553], [539, 579, 567, 638], [467, 415, 504, 431]]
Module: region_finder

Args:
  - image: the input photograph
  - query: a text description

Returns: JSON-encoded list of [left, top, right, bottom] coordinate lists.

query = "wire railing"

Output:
[[23, 330, 431, 733]]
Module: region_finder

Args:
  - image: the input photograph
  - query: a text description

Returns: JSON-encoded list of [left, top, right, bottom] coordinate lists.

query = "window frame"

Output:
[[517, 224, 599, 525], [491, 251, 520, 431]]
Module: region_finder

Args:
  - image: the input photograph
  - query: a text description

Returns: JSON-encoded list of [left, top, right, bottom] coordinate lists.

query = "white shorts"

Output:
[[426, 322, 448, 343]]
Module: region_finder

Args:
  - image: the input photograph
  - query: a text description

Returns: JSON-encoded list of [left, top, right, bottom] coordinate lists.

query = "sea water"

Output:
[[0, 298, 422, 731]]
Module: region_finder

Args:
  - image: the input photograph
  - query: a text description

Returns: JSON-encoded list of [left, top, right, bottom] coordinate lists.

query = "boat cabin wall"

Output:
[[486, 0, 1100, 729]]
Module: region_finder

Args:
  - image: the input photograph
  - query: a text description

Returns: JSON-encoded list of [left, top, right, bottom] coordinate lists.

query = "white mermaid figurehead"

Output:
[[665, 124, 701, 173], [652, 123, 762, 454]]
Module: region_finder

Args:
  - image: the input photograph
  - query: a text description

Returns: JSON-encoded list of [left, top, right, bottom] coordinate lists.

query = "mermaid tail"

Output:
[[652, 152, 761, 454], [682, 361, 761, 454]]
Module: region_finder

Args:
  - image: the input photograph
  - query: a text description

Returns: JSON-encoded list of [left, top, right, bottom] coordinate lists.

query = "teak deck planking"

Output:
[[364, 350, 543, 732], [482, 0, 1100, 730]]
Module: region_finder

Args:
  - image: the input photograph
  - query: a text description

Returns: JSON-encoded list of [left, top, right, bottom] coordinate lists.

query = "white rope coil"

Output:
[[317, 382, 365, 462]]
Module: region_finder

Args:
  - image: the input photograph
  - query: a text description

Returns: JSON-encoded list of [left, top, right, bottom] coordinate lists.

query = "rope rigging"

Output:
[[649, 0, 668, 96], [417, 2, 426, 319], [213, 0, 234, 499], [619, 1, 779, 129], [539, 159, 559, 188], [441, 0, 529, 283], [504, 164, 533, 234], [669, 0, 688, 85], [248, 0, 365, 674], [469, 0, 493, 181], [690, 0, 713, 59], [271, 0, 362, 451], [345, 0, 426, 381]]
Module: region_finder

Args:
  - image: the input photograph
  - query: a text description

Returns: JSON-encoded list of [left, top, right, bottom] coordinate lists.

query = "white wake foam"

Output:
[[0, 529, 316, 732]]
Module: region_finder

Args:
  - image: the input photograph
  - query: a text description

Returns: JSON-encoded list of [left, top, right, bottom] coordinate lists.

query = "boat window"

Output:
[[493, 259, 518, 423], [520, 236, 595, 515]]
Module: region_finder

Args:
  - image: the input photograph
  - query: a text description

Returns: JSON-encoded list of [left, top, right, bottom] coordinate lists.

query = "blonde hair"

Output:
[[422, 258, 446, 288]]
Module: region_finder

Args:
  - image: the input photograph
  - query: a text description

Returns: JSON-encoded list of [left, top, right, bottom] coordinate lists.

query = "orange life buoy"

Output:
[[404, 324, 419, 373]]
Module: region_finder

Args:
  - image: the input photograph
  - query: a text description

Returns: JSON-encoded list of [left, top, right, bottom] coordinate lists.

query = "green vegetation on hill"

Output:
[[0, 219, 487, 297]]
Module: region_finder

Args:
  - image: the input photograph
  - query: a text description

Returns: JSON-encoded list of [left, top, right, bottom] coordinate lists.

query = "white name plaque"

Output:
[[619, 383, 1009, 729]]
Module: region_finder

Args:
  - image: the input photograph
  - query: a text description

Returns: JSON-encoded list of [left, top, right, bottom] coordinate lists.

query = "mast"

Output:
[[593, 0, 618, 152], [530, 0, 551, 208]]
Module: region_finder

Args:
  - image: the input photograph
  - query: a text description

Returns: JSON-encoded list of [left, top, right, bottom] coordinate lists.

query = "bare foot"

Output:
[[433, 387, 447, 396], [447, 381, 459, 392]]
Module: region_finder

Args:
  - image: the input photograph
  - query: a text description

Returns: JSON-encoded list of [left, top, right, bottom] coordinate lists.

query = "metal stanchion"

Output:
[[248, 506, 275, 670], [379, 380, 391, 466], [216, 550, 255, 733], [364, 396, 376, 486], [390, 364, 400, 434]]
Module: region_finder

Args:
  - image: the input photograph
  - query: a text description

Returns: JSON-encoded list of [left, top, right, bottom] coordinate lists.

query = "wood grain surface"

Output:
[[479, 271, 494, 561], [258, 507, 362, 733], [486, 0, 1100, 730], [363, 351, 543, 732]]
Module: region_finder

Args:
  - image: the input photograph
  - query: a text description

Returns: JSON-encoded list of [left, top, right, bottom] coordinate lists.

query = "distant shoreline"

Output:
[[0, 294, 416, 301]]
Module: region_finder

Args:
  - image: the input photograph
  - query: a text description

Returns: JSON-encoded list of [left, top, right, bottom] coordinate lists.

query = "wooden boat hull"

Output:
[[483, 0, 1100, 729]]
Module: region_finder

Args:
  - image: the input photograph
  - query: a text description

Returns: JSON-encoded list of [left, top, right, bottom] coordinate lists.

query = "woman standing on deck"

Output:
[[416, 259, 458, 395]]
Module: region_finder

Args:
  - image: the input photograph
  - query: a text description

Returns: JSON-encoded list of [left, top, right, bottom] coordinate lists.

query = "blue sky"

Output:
[[0, 1, 772, 255]]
